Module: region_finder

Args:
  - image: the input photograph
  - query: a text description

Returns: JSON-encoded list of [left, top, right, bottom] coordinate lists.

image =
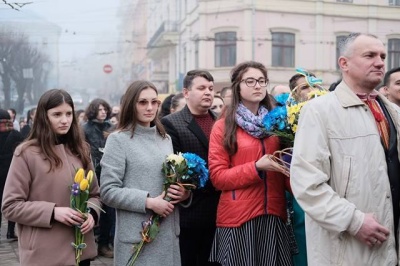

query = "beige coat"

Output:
[[2, 143, 101, 266], [291, 82, 400, 266]]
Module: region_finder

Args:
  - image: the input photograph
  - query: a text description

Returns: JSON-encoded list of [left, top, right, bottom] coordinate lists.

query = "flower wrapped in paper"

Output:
[[126, 152, 209, 266]]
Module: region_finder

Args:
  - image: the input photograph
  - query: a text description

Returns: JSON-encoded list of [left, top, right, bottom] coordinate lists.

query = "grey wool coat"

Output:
[[100, 125, 180, 266]]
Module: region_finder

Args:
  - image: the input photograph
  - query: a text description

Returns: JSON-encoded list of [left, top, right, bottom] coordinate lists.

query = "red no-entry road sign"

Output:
[[103, 64, 113, 74]]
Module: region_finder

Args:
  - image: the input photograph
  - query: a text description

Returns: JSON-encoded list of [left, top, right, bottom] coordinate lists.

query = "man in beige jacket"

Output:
[[291, 33, 400, 265]]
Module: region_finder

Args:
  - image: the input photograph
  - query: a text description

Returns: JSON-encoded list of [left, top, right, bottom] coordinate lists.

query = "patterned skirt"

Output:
[[209, 215, 293, 266]]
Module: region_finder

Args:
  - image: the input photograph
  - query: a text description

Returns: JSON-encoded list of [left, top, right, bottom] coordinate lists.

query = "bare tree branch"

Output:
[[1, 0, 33, 11]]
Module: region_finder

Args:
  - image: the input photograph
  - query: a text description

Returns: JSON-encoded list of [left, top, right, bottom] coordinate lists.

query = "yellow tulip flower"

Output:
[[86, 170, 94, 184], [74, 168, 84, 183], [80, 179, 89, 191]]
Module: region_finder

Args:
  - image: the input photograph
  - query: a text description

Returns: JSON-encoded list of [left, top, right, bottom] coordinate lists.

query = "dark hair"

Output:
[[220, 87, 232, 98], [223, 61, 271, 155], [0, 108, 11, 120], [20, 89, 90, 171], [183, 69, 214, 89], [75, 109, 85, 117], [170, 93, 185, 110], [85, 98, 111, 121], [27, 107, 37, 125], [118, 80, 167, 138], [384, 67, 400, 87], [75, 109, 86, 123], [159, 94, 175, 118], [329, 79, 342, 92], [7, 108, 16, 117], [268, 94, 278, 108], [110, 113, 119, 119], [289, 72, 316, 91]]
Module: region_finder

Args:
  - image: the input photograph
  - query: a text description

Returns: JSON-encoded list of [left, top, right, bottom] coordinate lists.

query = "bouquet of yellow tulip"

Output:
[[70, 168, 94, 265]]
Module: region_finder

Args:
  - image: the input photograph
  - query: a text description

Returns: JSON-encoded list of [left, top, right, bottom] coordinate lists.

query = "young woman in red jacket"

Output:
[[208, 61, 291, 266]]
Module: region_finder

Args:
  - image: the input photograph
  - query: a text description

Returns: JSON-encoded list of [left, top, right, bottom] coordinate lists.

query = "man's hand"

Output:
[[355, 213, 389, 247]]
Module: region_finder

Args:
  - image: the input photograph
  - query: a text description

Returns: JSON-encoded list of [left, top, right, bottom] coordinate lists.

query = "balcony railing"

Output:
[[148, 21, 178, 48]]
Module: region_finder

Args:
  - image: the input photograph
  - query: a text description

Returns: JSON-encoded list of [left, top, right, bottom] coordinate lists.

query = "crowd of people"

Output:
[[0, 32, 400, 266]]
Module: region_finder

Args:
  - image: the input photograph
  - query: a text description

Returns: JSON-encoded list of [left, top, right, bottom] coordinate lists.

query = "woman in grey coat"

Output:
[[100, 80, 190, 266]]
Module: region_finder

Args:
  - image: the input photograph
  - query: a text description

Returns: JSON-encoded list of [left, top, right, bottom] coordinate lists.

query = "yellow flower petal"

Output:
[[80, 179, 89, 191], [288, 115, 295, 125], [86, 170, 94, 184], [74, 168, 84, 183]]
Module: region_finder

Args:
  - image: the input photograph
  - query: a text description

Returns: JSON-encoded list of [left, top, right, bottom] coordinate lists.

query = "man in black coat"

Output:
[[82, 98, 115, 258], [0, 109, 23, 239], [161, 70, 220, 266]]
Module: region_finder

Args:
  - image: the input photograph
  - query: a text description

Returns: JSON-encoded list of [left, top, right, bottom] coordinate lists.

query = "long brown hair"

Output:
[[20, 89, 91, 171], [85, 98, 112, 121], [118, 80, 166, 138], [223, 61, 272, 155]]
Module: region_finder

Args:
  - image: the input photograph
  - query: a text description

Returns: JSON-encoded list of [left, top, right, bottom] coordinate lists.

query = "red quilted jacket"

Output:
[[209, 119, 291, 227]]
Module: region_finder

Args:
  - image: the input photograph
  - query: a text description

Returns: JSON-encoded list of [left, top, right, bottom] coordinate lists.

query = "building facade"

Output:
[[122, 0, 400, 92]]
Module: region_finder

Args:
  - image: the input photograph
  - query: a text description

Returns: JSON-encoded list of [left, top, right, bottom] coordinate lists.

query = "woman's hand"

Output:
[[167, 184, 191, 204], [54, 207, 86, 227], [255, 154, 289, 176], [146, 192, 174, 218], [80, 213, 95, 234]]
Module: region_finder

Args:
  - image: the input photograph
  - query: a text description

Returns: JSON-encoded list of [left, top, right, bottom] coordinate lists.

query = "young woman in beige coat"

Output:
[[2, 89, 101, 266]]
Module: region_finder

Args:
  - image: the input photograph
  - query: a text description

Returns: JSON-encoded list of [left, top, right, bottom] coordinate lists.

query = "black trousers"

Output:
[[79, 259, 91, 266], [180, 227, 220, 266], [98, 204, 115, 247]]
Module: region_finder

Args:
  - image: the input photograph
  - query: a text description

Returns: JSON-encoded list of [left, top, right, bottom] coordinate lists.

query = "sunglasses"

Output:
[[136, 99, 161, 107]]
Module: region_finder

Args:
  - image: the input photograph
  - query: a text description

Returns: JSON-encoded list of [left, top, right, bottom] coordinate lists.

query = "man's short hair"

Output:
[[383, 67, 400, 87], [220, 87, 232, 98], [338, 32, 378, 57], [183, 70, 214, 89], [289, 72, 315, 91]]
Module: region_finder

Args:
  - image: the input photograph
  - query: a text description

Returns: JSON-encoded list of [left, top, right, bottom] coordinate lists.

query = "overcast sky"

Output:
[[20, 0, 121, 61]]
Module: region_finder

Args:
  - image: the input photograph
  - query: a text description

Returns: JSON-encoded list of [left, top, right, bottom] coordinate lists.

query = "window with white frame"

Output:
[[388, 38, 400, 69], [272, 32, 295, 67], [389, 0, 400, 6], [215, 32, 236, 67]]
